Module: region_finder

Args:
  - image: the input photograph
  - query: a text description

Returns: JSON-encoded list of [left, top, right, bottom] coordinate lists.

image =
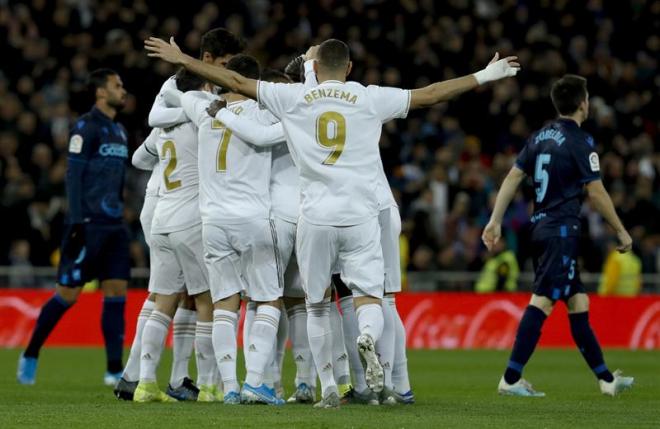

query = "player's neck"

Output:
[[95, 101, 117, 120], [558, 114, 582, 127], [316, 71, 346, 83], [225, 93, 247, 103]]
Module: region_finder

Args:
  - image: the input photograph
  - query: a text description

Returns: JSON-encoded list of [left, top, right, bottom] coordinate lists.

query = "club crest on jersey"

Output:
[[589, 152, 600, 172], [69, 134, 84, 153]]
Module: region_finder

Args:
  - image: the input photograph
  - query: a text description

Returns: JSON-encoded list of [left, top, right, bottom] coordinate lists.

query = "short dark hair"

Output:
[[317, 39, 350, 71], [199, 28, 245, 59], [262, 68, 292, 83], [174, 68, 204, 92], [550, 74, 588, 115], [284, 55, 305, 83], [225, 54, 260, 80], [87, 68, 118, 96]]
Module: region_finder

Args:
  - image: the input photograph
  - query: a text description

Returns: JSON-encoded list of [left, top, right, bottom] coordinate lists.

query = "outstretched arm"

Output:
[[145, 37, 258, 99], [586, 180, 632, 252], [482, 166, 526, 251], [410, 53, 520, 109]]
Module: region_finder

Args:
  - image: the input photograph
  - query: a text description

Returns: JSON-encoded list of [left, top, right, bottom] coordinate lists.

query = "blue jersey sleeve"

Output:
[[66, 119, 97, 223], [571, 133, 600, 184], [514, 143, 532, 174]]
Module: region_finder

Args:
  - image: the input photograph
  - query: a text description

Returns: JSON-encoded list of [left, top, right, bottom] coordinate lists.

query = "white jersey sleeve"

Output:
[[149, 76, 187, 128], [366, 85, 411, 123], [181, 91, 215, 127], [145, 163, 161, 197], [132, 128, 159, 170], [303, 60, 318, 87], [216, 109, 285, 147], [257, 81, 306, 119]]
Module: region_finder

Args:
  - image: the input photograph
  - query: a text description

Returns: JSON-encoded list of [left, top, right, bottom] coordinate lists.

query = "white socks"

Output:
[[243, 301, 256, 364], [170, 308, 195, 388], [212, 309, 239, 393], [245, 305, 280, 387], [388, 296, 411, 393], [307, 298, 337, 398], [338, 296, 367, 392], [330, 302, 350, 385], [376, 297, 395, 390], [123, 298, 154, 382], [287, 303, 315, 387], [139, 310, 171, 382], [194, 321, 215, 387], [356, 302, 384, 342]]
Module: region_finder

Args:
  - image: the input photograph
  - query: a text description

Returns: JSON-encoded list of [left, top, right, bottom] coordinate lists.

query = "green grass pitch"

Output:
[[1, 348, 658, 428]]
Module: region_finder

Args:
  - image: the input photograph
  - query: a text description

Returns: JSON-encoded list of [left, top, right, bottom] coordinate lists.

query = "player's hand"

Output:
[[616, 229, 633, 253], [206, 99, 227, 118], [473, 52, 521, 85], [63, 223, 86, 259], [145, 37, 185, 65], [481, 221, 501, 252], [304, 45, 319, 61]]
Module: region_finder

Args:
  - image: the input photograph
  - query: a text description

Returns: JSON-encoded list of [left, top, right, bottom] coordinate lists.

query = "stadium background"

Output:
[[0, 0, 659, 347]]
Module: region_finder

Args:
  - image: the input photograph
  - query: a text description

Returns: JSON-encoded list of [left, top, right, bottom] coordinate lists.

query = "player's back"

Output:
[[259, 79, 409, 226], [183, 91, 272, 225], [515, 118, 600, 238], [150, 122, 201, 234]]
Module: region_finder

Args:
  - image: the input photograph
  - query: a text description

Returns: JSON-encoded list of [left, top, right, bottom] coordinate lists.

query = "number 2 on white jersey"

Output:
[[213, 119, 232, 173], [316, 111, 346, 165], [161, 140, 182, 190]]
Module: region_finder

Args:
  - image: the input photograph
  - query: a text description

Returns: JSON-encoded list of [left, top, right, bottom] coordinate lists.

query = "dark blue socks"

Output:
[[569, 311, 614, 382], [24, 294, 72, 358], [504, 305, 547, 384], [102, 296, 126, 373]]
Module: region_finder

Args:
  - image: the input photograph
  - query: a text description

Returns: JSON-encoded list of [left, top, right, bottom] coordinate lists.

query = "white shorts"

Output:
[[139, 195, 158, 246], [272, 217, 305, 299], [149, 224, 209, 296], [297, 217, 384, 304], [203, 219, 283, 303], [380, 206, 402, 294]]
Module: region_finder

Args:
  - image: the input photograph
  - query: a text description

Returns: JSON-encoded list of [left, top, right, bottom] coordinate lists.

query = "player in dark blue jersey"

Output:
[[482, 75, 634, 397], [18, 69, 130, 386]]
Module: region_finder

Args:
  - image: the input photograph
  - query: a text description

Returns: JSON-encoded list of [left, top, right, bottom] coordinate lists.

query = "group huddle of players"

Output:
[[113, 25, 520, 408]]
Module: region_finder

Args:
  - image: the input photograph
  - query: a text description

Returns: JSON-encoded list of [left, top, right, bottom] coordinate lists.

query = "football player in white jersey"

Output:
[[178, 55, 284, 405], [146, 36, 520, 408], [208, 65, 322, 403], [131, 70, 217, 403]]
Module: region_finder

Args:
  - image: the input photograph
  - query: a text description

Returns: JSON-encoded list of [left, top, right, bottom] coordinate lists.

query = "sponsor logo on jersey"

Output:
[[589, 152, 600, 172], [99, 143, 128, 158], [69, 134, 84, 153]]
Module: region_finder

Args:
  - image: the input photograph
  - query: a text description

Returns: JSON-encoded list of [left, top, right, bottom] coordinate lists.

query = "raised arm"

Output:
[[586, 180, 632, 252], [145, 37, 258, 99], [482, 166, 526, 250], [410, 53, 520, 109]]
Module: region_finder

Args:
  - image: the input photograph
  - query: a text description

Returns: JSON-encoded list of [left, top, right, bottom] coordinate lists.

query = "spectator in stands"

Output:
[[598, 239, 642, 296], [475, 231, 520, 293]]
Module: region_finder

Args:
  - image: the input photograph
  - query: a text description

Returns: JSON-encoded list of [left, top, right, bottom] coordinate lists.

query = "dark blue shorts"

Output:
[[531, 235, 585, 302], [57, 223, 130, 287]]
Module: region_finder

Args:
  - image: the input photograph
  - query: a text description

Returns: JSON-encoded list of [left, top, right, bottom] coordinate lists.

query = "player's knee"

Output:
[[529, 294, 554, 316], [55, 285, 81, 305], [354, 295, 381, 309], [567, 293, 590, 313], [255, 299, 282, 310], [214, 293, 241, 312], [101, 279, 127, 297]]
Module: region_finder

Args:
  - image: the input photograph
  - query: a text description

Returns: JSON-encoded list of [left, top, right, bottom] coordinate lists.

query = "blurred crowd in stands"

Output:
[[1, 0, 658, 289]]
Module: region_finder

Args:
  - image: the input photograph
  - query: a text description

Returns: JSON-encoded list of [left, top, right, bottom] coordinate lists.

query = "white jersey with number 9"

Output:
[[258, 80, 410, 226]]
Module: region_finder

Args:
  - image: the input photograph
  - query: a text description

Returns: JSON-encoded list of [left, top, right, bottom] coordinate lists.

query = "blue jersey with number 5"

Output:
[[515, 118, 600, 238]]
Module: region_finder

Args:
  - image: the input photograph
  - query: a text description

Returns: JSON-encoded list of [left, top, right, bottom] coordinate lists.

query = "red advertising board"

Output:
[[1, 290, 659, 349]]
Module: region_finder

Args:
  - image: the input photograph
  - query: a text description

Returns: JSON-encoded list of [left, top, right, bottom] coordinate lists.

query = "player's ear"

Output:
[[346, 61, 353, 77], [201, 51, 213, 64]]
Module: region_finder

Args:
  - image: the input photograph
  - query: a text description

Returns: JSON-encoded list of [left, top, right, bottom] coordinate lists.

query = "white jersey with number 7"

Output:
[[257, 80, 410, 226]]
